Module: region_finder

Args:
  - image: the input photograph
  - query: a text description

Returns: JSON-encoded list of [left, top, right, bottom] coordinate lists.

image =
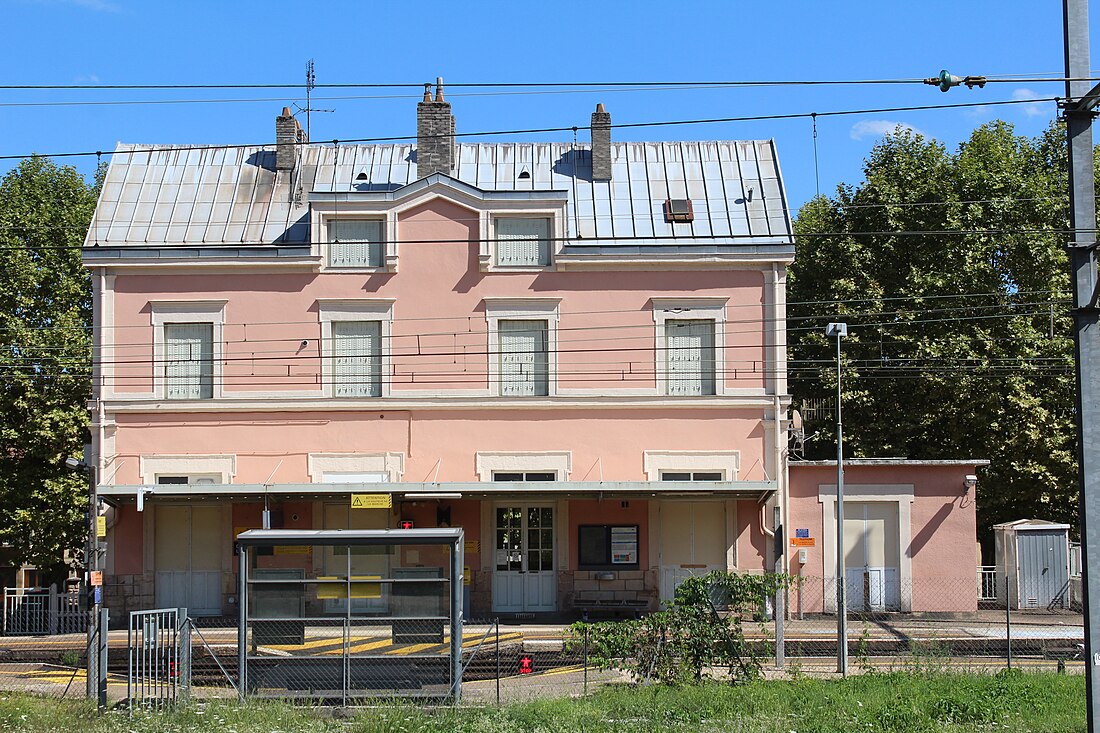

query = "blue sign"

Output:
[[795, 528, 810, 539]]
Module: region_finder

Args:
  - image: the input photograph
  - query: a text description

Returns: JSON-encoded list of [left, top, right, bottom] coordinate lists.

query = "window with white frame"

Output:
[[328, 218, 384, 268], [165, 323, 214, 399], [665, 319, 716, 396], [498, 319, 549, 396], [495, 217, 551, 267], [331, 321, 382, 397], [660, 471, 725, 481], [318, 300, 393, 399]]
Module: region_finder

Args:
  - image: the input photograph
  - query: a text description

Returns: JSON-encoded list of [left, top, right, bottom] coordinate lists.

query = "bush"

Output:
[[572, 571, 791, 685]]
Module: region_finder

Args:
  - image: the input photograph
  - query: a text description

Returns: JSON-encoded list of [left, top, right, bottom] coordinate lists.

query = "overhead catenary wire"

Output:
[[0, 96, 1062, 163]]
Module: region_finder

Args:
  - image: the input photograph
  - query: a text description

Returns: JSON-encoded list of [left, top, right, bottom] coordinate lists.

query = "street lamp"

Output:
[[65, 455, 106, 708], [825, 322, 848, 677]]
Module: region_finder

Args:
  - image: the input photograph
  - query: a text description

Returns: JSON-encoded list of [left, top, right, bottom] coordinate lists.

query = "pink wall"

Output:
[[788, 463, 980, 613], [108, 197, 768, 397], [107, 408, 768, 485]]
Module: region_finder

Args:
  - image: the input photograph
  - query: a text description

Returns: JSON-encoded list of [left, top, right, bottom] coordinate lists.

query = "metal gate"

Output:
[[128, 607, 190, 709]]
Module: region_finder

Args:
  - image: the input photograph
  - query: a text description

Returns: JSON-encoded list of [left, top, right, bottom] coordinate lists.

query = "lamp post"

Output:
[[65, 456, 105, 708], [825, 322, 848, 676]]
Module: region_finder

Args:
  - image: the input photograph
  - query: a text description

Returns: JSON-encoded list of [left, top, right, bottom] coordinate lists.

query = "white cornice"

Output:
[[98, 394, 781, 413]]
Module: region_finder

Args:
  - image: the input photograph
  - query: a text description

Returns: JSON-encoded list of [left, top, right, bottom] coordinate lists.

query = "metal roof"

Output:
[[236, 528, 463, 546], [85, 141, 792, 253]]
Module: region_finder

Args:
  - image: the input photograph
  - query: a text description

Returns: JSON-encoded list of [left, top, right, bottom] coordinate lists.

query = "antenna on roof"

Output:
[[295, 59, 333, 141]]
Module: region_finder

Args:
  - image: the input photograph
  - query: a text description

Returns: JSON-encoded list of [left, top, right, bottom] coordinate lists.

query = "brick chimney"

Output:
[[591, 103, 612, 181], [276, 107, 306, 171], [416, 77, 456, 179]]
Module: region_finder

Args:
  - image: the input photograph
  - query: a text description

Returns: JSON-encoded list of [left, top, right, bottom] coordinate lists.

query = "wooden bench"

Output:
[[573, 597, 648, 621]]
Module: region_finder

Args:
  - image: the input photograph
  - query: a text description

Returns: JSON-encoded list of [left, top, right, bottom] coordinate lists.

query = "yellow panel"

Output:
[[190, 506, 222, 570], [155, 506, 190, 572], [315, 575, 382, 599], [660, 503, 694, 566], [351, 494, 392, 509], [692, 502, 726, 566]]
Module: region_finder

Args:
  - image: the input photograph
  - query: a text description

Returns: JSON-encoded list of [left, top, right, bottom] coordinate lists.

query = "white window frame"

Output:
[[492, 215, 553, 268], [309, 453, 405, 483], [651, 299, 727, 396], [140, 455, 236, 485], [150, 301, 227, 400], [312, 206, 398, 273], [317, 300, 394, 399], [643, 450, 740, 482], [326, 218, 386, 269], [479, 208, 565, 272], [484, 299, 560, 397]]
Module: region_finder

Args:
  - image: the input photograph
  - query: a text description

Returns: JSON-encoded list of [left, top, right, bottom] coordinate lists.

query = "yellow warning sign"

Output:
[[96, 516, 107, 538], [351, 493, 392, 509]]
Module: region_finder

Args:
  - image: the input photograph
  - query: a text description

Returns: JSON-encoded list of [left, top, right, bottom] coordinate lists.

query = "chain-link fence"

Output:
[[0, 585, 99, 699], [0, 573, 1087, 705], [773, 575, 1084, 674]]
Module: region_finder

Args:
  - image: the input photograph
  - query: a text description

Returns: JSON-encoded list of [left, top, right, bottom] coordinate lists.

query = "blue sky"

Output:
[[2, 0, 1090, 213]]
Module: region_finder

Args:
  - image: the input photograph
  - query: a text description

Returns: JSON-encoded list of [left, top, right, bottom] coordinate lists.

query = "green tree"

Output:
[[0, 156, 97, 578], [790, 121, 1078, 543]]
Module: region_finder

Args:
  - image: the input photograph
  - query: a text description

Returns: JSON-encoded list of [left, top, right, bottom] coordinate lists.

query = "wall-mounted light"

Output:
[[963, 475, 978, 495]]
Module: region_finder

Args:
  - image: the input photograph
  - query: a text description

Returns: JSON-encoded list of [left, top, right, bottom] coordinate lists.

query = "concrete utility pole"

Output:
[[1062, 1, 1100, 728]]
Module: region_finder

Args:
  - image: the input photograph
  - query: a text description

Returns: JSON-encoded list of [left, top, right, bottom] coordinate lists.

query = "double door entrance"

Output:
[[492, 505, 556, 613]]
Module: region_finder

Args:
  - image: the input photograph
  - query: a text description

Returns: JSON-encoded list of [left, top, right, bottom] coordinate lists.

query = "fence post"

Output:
[[495, 618, 500, 707], [583, 624, 588, 696], [49, 584, 58, 635], [97, 607, 108, 709], [1006, 575, 1013, 669], [178, 609, 190, 705]]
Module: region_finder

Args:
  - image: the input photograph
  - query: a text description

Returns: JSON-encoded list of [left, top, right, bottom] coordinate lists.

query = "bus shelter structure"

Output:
[[236, 528, 464, 703]]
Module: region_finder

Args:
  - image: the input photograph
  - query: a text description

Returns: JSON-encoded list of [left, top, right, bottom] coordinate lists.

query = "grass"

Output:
[[0, 670, 1086, 733]]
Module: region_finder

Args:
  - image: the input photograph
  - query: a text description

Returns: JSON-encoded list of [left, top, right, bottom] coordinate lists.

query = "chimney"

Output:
[[591, 103, 612, 181], [416, 77, 457, 179], [276, 107, 306, 171]]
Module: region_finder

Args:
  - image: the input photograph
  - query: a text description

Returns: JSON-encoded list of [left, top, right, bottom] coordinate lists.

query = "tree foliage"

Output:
[[790, 121, 1078, 541], [572, 571, 790, 685], [0, 156, 97, 576]]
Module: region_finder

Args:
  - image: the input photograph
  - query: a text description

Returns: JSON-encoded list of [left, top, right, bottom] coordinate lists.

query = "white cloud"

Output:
[[74, 74, 101, 84], [1011, 88, 1046, 118], [849, 120, 924, 141]]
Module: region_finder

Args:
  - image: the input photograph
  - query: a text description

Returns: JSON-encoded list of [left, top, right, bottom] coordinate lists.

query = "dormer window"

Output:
[[328, 219, 384, 268], [495, 217, 551, 267]]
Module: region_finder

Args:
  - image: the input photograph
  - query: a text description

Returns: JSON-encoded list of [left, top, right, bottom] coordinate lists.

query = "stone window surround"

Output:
[[817, 483, 915, 613], [650, 298, 728, 396], [308, 453, 405, 483], [313, 208, 396, 273], [139, 454, 236, 485], [490, 214, 556, 270], [643, 450, 740, 481], [150, 300, 227, 400], [317, 299, 395, 399], [476, 451, 572, 482], [484, 298, 561, 398]]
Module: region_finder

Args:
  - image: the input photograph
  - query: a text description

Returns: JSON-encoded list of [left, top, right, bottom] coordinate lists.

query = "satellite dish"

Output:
[[791, 409, 803, 435]]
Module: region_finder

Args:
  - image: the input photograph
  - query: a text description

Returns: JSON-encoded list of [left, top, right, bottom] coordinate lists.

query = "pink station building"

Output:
[[83, 85, 984, 621]]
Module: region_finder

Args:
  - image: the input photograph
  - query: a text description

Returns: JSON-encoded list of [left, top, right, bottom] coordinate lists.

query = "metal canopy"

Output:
[[236, 528, 464, 547], [97, 479, 777, 503]]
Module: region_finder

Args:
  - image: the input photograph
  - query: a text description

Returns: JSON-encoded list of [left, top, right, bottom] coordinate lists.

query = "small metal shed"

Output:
[[993, 519, 1071, 610]]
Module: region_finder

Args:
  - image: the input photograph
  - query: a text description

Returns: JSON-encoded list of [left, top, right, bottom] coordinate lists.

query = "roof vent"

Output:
[[518, 166, 531, 180], [355, 168, 369, 181], [664, 198, 694, 223]]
